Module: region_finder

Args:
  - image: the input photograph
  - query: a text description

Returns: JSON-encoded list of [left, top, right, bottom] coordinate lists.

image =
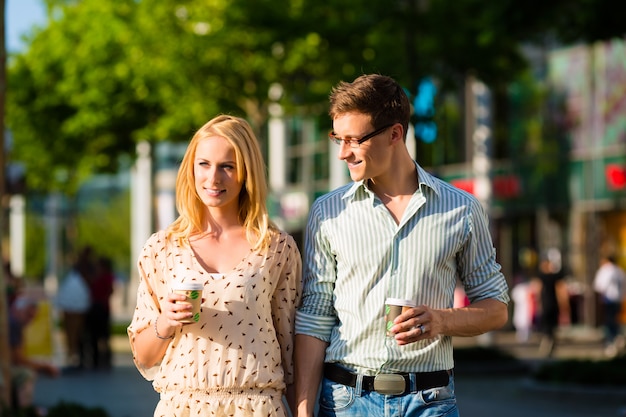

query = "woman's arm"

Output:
[[131, 292, 190, 368]]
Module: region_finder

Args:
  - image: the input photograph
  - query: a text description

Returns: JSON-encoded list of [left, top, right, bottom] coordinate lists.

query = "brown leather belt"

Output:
[[324, 363, 451, 396]]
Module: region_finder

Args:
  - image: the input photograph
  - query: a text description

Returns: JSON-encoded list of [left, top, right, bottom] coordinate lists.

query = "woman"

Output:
[[128, 115, 302, 417]]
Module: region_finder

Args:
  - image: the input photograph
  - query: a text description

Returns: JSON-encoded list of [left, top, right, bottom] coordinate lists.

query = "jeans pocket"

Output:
[[319, 378, 356, 413], [420, 379, 456, 405]]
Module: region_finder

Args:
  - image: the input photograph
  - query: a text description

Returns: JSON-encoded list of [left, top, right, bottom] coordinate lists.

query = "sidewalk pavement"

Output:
[[33, 337, 158, 417], [453, 326, 626, 417], [31, 326, 626, 417]]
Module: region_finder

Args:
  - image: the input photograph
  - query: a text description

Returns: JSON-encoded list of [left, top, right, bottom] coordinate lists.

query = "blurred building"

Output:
[[264, 37, 626, 329], [435, 37, 626, 327], [10, 38, 625, 330]]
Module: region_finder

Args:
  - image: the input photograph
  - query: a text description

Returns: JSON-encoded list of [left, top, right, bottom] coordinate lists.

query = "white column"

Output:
[[128, 141, 152, 316], [329, 147, 347, 191], [268, 104, 286, 192], [9, 195, 25, 278], [44, 193, 61, 294], [301, 118, 315, 193], [471, 80, 493, 213], [155, 169, 177, 230]]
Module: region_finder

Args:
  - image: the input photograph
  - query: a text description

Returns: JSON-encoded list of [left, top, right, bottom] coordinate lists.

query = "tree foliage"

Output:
[[6, 0, 625, 193], [76, 190, 131, 278]]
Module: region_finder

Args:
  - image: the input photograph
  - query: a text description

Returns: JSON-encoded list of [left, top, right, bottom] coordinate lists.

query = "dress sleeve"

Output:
[[127, 232, 166, 380], [270, 233, 302, 385]]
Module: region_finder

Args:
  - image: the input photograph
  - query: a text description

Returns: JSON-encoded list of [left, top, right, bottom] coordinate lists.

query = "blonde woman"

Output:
[[128, 115, 302, 417]]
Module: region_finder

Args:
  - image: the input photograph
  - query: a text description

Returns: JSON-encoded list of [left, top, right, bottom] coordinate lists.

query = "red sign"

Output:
[[606, 164, 626, 190], [450, 175, 521, 199]]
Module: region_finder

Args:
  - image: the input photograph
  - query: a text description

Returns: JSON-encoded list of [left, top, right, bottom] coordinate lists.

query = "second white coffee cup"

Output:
[[384, 298, 417, 336]]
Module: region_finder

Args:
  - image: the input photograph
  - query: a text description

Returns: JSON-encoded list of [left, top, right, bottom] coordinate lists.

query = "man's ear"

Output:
[[390, 123, 404, 145]]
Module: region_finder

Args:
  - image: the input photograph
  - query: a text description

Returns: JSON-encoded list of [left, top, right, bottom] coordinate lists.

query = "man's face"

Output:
[[331, 113, 393, 182]]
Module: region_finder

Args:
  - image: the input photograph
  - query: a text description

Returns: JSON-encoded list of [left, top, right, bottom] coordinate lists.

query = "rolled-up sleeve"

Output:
[[458, 199, 510, 305], [295, 201, 338, 342]]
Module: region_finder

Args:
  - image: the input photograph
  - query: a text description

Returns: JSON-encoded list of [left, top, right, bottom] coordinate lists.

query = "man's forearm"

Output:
[[294, 334, 328, 417], [439, 298, 508, 337]]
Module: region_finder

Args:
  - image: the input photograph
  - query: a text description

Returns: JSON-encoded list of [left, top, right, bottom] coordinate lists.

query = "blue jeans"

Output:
[[318, 374, 458, 417], [603, 300, 622, 343]]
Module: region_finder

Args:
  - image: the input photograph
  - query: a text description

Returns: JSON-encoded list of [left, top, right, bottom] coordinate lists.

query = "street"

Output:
[[32, 329, 626, 417]]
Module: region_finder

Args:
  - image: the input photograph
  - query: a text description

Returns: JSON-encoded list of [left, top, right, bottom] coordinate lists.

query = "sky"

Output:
[[6, 0, 47, 52]]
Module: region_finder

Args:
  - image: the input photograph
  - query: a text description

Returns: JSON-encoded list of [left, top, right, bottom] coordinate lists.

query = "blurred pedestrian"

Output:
[[128, 115, 302, 416], [454, 280, 470, 308], [4, 259, 22, 307], [57, 246, 94, 369], [536, 251, 570, 357], [593, 254, 626, 357], [9, 296, 60, 412], [86, 256, 115, 369], [511, 276, 534, 343]]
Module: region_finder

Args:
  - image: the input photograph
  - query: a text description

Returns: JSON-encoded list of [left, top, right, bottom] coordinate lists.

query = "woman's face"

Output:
[[194, 136, 244, 211]]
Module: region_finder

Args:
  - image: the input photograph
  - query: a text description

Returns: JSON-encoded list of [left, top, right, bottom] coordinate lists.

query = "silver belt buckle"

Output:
[[373, 374, 406, 395]]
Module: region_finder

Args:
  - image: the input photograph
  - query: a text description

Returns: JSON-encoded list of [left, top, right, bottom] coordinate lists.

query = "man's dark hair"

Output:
[[329, 74, 411, 140]]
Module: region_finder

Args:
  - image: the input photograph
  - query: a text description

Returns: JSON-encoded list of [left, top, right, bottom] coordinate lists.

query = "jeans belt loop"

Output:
[[354, 373, 364, 397], [409, 372, 417, 394]]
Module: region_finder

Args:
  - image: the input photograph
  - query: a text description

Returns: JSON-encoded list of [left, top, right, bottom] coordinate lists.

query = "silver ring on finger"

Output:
[[418, 324, 425, 334]]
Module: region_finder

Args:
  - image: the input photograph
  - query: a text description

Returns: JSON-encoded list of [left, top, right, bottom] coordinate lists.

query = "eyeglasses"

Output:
[[328, 124, 394, 148]]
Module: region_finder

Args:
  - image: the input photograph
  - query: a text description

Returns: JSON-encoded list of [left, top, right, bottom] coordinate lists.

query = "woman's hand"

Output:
[[156, 292, 193, 337]]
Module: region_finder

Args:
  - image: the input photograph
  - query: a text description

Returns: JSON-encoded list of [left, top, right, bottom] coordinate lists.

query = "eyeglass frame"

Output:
[[328, 123, 395, 148]]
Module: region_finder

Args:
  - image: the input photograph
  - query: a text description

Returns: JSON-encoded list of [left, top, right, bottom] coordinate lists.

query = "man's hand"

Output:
[[388, 304, 437, 345], [389, 299, 508, 345]]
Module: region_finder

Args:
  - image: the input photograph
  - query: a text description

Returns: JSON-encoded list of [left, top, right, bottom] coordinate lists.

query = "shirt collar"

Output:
[[340, 161, 441, 202]]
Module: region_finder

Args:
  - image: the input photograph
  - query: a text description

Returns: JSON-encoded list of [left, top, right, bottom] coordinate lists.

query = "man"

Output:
[[594, 255, 626, 357], [294, 74, 509, 417], [536, 252, 569, 357]]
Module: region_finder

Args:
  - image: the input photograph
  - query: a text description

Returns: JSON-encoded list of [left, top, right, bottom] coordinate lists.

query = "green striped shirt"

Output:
[[295, 163, 510, 374]]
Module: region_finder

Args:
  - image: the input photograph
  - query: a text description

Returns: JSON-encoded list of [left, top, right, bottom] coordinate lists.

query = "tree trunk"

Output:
[[0, 0, 13, 408]]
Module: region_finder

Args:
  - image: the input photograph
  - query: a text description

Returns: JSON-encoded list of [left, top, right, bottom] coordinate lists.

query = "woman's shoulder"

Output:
[[144, 229, 168, 245], [142, 230, 183, 254], [270, 228, 297, 245], [267, 229, 301, 258]]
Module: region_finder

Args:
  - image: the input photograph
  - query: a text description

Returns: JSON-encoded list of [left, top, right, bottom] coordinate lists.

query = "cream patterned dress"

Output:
[[128, 230, 302, 417]]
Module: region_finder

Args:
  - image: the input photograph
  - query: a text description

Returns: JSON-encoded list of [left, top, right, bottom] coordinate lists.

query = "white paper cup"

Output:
[[385, 298, 417, 336], [172, 282, 204, 323]]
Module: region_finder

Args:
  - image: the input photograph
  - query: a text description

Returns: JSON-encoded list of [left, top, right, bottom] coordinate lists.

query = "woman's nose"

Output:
[[206, 167, 222, 183]]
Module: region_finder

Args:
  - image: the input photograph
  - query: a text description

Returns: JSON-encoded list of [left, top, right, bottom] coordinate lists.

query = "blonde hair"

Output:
[[166, 115, 275, 251]]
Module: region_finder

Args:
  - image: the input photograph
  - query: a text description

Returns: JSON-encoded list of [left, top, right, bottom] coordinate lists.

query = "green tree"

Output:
[[7, 0, 354, 192], [76, 190, 131, 277], [7, 0, 626, 193], [8, 2, 160, 194], [24, 209, 47, 280]]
